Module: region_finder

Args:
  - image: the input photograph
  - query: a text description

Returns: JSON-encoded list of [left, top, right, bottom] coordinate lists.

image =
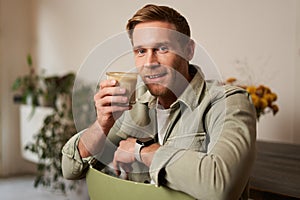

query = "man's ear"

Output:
[[185, 39, 195, 61]]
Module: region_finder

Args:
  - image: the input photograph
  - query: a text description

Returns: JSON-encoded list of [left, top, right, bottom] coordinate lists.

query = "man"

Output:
[[62, 4, 256, 200]]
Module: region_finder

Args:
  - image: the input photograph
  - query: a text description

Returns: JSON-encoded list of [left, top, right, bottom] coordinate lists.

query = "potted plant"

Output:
[[12, 54, 43, 106], [24, 73, 95, 194], [12, 55, 95, 194], [24, 72, 78, 193], [42, 73, 76, 108]]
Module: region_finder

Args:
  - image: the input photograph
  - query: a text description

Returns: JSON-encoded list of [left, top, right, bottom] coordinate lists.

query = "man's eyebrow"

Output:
[[133, 42, 171, 50], [154, 42, 171, 47], [133, 45, 142, 50]]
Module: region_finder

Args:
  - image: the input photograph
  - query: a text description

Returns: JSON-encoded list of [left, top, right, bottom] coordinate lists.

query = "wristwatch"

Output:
[[134, 137, 155, 162]]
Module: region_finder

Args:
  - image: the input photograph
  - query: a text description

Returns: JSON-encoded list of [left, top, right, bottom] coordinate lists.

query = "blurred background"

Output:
[[0, 0, 299, 199]]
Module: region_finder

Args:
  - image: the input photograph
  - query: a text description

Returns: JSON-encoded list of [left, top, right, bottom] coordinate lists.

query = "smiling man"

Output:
[[62, 4, 256, 200], [132, 21, 194, 109]]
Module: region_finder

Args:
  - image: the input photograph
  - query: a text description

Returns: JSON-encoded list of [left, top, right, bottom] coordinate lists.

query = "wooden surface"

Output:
[[250, 141, 300, 199]]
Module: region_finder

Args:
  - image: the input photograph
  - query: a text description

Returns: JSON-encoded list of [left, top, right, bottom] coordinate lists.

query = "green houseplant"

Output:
[[24, 74, 96, 194], [12, 54, 43, 106], [13, 55, 95, 194], [24, 73, 79, 193]]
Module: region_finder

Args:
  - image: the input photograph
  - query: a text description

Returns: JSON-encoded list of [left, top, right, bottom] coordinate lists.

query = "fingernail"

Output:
[[120, 88, 126, 93]]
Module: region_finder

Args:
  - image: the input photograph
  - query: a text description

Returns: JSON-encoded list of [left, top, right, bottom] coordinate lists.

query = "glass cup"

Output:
[[106, 72, 138, 106]]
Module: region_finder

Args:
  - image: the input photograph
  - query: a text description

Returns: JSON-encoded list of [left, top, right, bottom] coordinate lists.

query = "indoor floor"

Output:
[[0, 175, 89, 200]]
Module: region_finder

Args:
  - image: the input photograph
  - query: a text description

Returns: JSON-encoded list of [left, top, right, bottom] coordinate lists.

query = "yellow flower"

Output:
[[226, 78, 279, 120], [251, 94, 259, 106], [226, 77, 237, 84], [263, 93, 271, 103], [271, 104, 279, 115], [270, 93, 277, 101], [246, 86, 256, 94], [260, 97, 268, 110]]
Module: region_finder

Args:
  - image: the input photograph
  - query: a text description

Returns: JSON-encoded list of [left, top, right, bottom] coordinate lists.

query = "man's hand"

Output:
[[113, 138, 136, 177], [78, 79, 131, 158], [113, 137, 160, 178], [94, 79, 131, 135]]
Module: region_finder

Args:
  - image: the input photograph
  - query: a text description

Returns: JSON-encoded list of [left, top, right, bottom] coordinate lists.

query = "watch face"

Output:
[[136, 137, 155, 146]]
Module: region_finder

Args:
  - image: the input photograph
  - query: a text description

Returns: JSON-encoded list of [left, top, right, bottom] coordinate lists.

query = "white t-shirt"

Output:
[[150, 103, 171, 185], [156, 104, 171, 145]]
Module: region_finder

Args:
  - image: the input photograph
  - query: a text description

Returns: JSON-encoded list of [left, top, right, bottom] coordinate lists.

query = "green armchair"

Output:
[[86, 166, 194, 200]]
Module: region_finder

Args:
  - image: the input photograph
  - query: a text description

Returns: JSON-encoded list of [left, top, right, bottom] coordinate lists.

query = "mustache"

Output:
[[137, 63, 161, 69]]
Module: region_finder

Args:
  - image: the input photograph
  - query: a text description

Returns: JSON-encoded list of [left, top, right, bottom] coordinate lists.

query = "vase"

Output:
[[20, 105, 54, 163]]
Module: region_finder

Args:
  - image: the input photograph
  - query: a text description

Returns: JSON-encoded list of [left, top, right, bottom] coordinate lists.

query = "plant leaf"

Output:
[[27, 54, 32, 67]]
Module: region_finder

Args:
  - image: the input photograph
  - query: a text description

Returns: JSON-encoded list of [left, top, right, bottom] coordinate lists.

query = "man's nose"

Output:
[[144, 50, 159, 68]]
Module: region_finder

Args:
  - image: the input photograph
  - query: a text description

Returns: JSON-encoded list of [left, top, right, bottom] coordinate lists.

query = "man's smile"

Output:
[[144, 72, 168, 83]]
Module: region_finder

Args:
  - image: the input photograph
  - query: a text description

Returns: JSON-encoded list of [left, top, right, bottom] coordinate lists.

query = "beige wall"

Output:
[[0, 0, 36, 176], [0, 0, 299, 175], [32, 0, 299, 143], [0, 1, 2, 174], [294, 0, 300, 142]]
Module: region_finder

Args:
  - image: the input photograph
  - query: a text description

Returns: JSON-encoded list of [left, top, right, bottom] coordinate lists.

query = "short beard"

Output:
[[146, 83, 171, 97]]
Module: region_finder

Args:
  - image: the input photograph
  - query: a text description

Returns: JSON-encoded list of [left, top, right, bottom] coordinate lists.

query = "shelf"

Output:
[[250, 141, 300, 199]]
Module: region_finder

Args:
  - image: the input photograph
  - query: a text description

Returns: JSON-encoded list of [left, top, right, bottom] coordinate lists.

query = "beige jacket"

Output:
[[62, 65, 257, 200]]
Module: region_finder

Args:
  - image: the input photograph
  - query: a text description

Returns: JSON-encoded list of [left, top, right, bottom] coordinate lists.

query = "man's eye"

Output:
[[158, 46, 168, 53], [135, 49, 145, 56]]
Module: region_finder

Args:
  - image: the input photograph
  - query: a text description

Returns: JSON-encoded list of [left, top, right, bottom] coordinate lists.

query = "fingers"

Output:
[[113, 159, 121, 176], [120, 163, 132, 180], [112, 159, 133, 176], [95, 95, 129, 107], [112, 160, 132, 179], [99, 79, 118, 89], [112, 153, 134, 177], [95, 79, 132, 109], [112, 138, 136, 177], [94, 79, 132, 133]]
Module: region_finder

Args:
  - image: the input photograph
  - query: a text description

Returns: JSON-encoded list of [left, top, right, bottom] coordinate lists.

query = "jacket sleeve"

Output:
[[61, 125, 124, 180], [149, 91, 257, 200], [61, 130, 91, 180]]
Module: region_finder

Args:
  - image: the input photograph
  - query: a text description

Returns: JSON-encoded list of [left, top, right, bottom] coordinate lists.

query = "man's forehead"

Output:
[[133, 39, 172, 49], [132, 27, 183, 47]]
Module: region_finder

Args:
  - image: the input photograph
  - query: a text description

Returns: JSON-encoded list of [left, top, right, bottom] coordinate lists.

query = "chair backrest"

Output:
[[86, 166, 195, 200]]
